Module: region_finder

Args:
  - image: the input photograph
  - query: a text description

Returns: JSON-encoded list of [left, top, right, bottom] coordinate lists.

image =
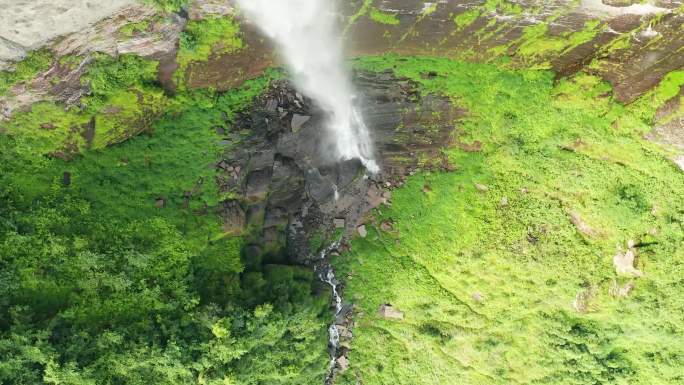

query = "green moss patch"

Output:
[[369, 7, 400, 26], [0, 49, 53, 95], [175, 16, 244, 88], [454, 9, 481, 30]]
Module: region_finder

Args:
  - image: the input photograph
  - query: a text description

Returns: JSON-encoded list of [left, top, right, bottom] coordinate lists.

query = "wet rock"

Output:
[[336, 325, 353, 339], [357, 225, 367, 238], [245, 169, 271, 201], [378, 304, 404, 320], [220, 201, 246, 234], [336, 356, 350, 373], [366, 185, 387, 209], [335, 303, 354, 325], [265, 98, 278, 113], [305, 169, 336, 202], [291, 114, 311, 132]]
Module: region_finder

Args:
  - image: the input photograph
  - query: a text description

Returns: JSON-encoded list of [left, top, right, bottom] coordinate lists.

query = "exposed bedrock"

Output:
[[217, 71, 458, 265], [185, 0, 684, 104], [2, 0, 683, 116]]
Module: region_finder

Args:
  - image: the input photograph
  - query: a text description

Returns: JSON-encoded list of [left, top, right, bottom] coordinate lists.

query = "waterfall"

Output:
[[235, 0, 379, 173]]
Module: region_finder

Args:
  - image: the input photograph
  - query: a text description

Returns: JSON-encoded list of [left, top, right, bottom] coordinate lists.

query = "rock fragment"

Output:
[[475, 183, 489, 192], [357, 225, 367, 238], [378, 304, 404, 320], [569, 211, 598, 237], [333, 218, 346, 229], [471, 292, 485, 302], [380, 220, 394, 232], [291, 114, 310, 132], [609, 281, 635, 297], [674, 155, 684, 172], [613, 240, 644, 277], [336, 356, 350, 372]]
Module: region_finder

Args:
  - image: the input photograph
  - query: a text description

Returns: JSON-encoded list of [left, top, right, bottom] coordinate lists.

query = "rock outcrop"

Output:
[[215, 71, 459, 264], [0, 0, 136, 69]]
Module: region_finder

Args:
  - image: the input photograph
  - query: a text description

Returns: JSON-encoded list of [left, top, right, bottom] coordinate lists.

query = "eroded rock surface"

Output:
[[0, 0, 136, 69], [214, 71, 459, 264]]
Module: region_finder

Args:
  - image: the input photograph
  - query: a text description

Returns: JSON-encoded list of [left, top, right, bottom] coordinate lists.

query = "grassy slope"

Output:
[[335, 56, 684, 385]]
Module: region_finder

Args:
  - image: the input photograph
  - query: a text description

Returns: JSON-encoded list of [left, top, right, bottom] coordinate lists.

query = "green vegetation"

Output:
[[175, 16, 244, 88], [334, 56, 684, 385], [1, 54, 165, 160], [0, 49, 53, 95], [119, 20, 151, 38], [369, 8, 400, 26], [454, 9, 481, 30], [345, 0, 373, 35], [515, 20, 602, 66], [0, 49, 328, 383], [483, 0, 524, 14], [143, 0, 188, 12], [626, 70, 684, 128], [421, 3, 438, 17]]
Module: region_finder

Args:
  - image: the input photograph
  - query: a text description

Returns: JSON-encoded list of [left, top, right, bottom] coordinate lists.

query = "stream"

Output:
[[315, 241, 345, 385]]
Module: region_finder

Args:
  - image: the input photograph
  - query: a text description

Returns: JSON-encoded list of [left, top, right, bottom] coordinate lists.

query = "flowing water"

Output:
[[236, 0, 379, 173], [313, 240, 345, 384], [235, 1, 373, 381], [316, 262, 344, 384]]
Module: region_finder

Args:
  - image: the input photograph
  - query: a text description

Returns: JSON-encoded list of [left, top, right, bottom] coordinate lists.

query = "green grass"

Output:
[[334, 56, 684, 385], [0, 49, 53, 95]]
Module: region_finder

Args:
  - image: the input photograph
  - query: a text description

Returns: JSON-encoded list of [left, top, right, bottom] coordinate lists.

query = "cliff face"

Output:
[[2, 1, 683, 97], [3, 0, 681, 152], [185, 0, 684, 103]]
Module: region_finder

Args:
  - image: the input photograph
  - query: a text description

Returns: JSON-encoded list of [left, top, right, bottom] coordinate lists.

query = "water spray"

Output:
[[236, 0, 379, 173]]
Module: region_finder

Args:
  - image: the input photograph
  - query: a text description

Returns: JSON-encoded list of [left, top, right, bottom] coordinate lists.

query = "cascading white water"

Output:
[[236, 0, 379, 173]]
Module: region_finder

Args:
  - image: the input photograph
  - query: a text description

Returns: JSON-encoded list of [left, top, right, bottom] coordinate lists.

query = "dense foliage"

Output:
[[0, 52, 330, 384]]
